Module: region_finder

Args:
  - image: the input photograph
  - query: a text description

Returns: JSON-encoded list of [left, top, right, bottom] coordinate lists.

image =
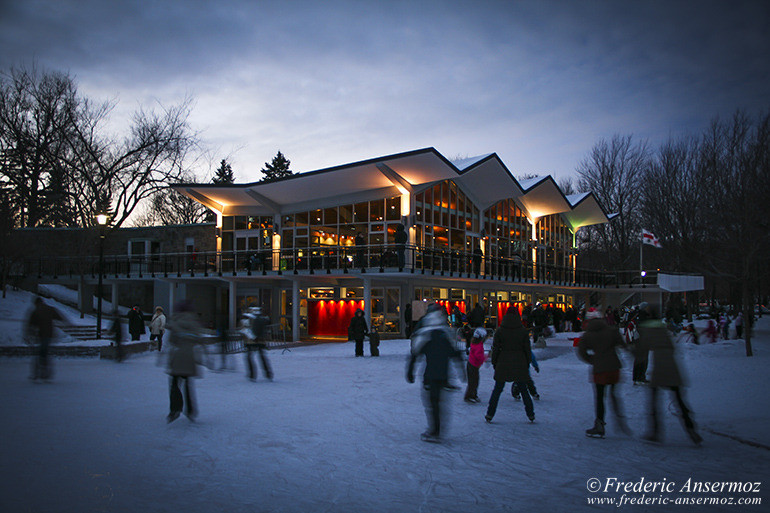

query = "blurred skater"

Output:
[[25, 297, 66, 381], [637, 304, 702, 445], [166, 301, 204, 423], [485, 308, 535, 423], [512, 350, 540, 401], [577, 308, 631, 438], [242, 306, 273, 381], [407, 303, 466, 442], [464, 328, 488, 403], [108, 311, 124, 362]]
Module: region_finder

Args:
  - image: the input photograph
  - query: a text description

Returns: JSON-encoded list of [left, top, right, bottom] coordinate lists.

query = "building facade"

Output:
[[171, 148, 620, 339]]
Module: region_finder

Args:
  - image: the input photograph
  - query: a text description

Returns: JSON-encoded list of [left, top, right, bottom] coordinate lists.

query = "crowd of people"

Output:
[[25, 293, 760, 445]]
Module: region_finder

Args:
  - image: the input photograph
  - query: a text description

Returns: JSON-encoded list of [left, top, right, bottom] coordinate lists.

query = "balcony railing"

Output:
[[19, 244, 631, 288]]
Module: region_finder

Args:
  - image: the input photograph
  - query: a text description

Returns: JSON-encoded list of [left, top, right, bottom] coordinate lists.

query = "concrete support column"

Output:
[[77, 280, 95, 316], [363, 277, 372, 331], [168, 282, 176, 316], [292, 280, 300, 342], [111, 283, 119, 315], [228, 281, 237, 330]]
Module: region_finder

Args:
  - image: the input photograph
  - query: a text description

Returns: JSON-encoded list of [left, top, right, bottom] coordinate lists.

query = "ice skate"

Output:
[[686, 427, 703, 446], [166, 412, 180, 423], [484, 414, 493, 423], [585, 419, 605, 438], [421, 431, 441, 443], [527, 413, 535, 423]]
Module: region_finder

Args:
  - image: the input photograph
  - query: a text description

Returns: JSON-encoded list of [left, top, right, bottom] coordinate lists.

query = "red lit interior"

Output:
[[308, 299, 366, 337]]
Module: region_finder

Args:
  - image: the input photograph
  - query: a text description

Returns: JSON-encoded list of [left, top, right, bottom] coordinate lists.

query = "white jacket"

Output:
[[150, 313, 166, 335]]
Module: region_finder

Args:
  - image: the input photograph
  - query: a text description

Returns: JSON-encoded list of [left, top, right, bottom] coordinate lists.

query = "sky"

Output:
[[1, 0, 769, 184]]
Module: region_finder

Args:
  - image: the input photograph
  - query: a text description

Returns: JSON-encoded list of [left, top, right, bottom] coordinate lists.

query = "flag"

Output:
[[641, 229, 662, 248]]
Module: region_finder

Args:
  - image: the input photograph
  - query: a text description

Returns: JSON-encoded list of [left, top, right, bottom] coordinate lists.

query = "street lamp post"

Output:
[[96, 214, 108, 339]]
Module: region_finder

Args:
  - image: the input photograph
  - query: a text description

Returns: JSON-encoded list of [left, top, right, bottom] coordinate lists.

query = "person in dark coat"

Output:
[[472, 246, 483, 275], [638, 305, 702, 445], [404, 303, 413, 338], [468, 303, 485, 328], [127, 305, 145, 341], [407, 304, 466, 442], [165, 301, 204, 422], [348, 309, 368, 357], [485, 308, 535, 423], [26, 296, 66, 381], [631, 304, 650, 384], [394, 223, 407, 269], [354, 232, 365, 268], [577, 308, 630, 437], [243, 306, 273, 381]]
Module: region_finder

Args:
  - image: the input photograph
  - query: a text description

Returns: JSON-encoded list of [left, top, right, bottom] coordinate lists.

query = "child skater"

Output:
[[464, 328, 488, 403]]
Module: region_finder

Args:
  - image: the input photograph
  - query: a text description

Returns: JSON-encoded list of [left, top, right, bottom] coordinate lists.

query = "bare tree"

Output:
[[132, 173, 212, 226], [576, 135, 650, 269]]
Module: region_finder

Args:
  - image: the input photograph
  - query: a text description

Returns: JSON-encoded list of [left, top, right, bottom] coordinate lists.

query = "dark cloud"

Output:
[[1, 0, 768, 180]]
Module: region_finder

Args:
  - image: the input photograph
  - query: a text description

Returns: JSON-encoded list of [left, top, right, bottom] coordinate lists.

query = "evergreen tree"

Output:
[[212, 159, 235, 184], [260, 151, 293, 182]]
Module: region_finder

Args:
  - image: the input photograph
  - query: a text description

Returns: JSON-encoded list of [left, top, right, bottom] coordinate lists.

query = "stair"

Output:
[[60, 325, 100, 341]]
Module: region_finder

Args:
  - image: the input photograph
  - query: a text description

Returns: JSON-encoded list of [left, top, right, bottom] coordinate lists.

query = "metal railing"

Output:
[[19, 245, 669, 289]]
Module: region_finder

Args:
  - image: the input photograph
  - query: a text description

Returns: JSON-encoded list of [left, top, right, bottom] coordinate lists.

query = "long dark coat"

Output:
[[127, 308, 145, 336], [577, 318, 625, 374], [490, 310, 531, 382], [348, 310, 368, 341], [638, 319, 684, 387]]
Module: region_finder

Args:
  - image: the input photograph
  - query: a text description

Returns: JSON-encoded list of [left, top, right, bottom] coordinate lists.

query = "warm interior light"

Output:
[[96, 214, 108, 226]]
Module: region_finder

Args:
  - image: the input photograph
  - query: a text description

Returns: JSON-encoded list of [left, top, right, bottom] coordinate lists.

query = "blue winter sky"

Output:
[[1, 0, 768, 183]]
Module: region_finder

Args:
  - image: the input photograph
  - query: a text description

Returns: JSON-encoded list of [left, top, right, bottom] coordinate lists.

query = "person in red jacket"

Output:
[[464, 328, 488, 403]]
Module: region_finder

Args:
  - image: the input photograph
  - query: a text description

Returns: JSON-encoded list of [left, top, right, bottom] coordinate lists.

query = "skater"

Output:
[[485, 308, 536, 423], [109, 311, 124, 362], [734, 312, 744, 339], [637, 304, 702, 445], [149, 306, 166, 351], [577, 308, 630, 438], [404, 303, 413, 338], [216, 313, 230, 370], [165, 300, 204, 423], [511, 351, 540, 401], [127, 305, 145, 341], [25, 296, 66, 381], [406, 303, 466, 442], [348, 309, 368, 357], [243, 307, 273, 381], [631, 303, 650, 385], [464, 328, 488, 403], [468, 302, 485, 328]]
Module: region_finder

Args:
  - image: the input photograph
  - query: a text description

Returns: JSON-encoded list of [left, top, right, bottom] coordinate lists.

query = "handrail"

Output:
[[15, 245, 697, 289]]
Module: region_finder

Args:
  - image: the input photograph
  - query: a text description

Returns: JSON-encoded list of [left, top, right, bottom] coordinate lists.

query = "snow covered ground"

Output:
[[1, 292, 769, 512]]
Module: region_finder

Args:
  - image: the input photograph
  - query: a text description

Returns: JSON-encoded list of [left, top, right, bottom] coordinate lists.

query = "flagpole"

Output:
[[640, 231, 643, 275]]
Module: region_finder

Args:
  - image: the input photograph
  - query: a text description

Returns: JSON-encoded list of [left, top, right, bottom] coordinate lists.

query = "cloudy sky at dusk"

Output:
[[1, 0, 768, 183]]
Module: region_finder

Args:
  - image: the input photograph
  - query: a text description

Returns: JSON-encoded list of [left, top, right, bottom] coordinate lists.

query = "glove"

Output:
[[406, 373, 415, 384]]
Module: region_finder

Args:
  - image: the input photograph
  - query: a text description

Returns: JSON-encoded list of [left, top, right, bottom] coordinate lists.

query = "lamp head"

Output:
[[96, 214, 108, 226]]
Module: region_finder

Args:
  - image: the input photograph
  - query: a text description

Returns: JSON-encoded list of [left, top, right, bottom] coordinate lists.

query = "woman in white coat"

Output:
[[150, 306, 167, 351]]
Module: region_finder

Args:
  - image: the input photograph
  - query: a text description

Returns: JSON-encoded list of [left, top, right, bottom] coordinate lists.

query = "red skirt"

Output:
[[592, 370, 620, 385]]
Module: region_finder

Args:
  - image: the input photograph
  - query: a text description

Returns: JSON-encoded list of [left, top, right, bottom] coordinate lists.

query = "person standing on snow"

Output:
[[407, 303, 466, 442], [637, 304, 702, 445], [577, 307, 631, 438], [348, 309, 368, 357], [165, 300, 205, 423], [485, 308, 536, 424], [127, 305, 145, 341], [25, 296, 67, 381], [149, 306, 166, 351]]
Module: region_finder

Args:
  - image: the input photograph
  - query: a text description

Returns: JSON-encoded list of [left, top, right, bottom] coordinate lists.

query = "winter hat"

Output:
[[473, 328, 487, 339], [585, 307, 602, 320]]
